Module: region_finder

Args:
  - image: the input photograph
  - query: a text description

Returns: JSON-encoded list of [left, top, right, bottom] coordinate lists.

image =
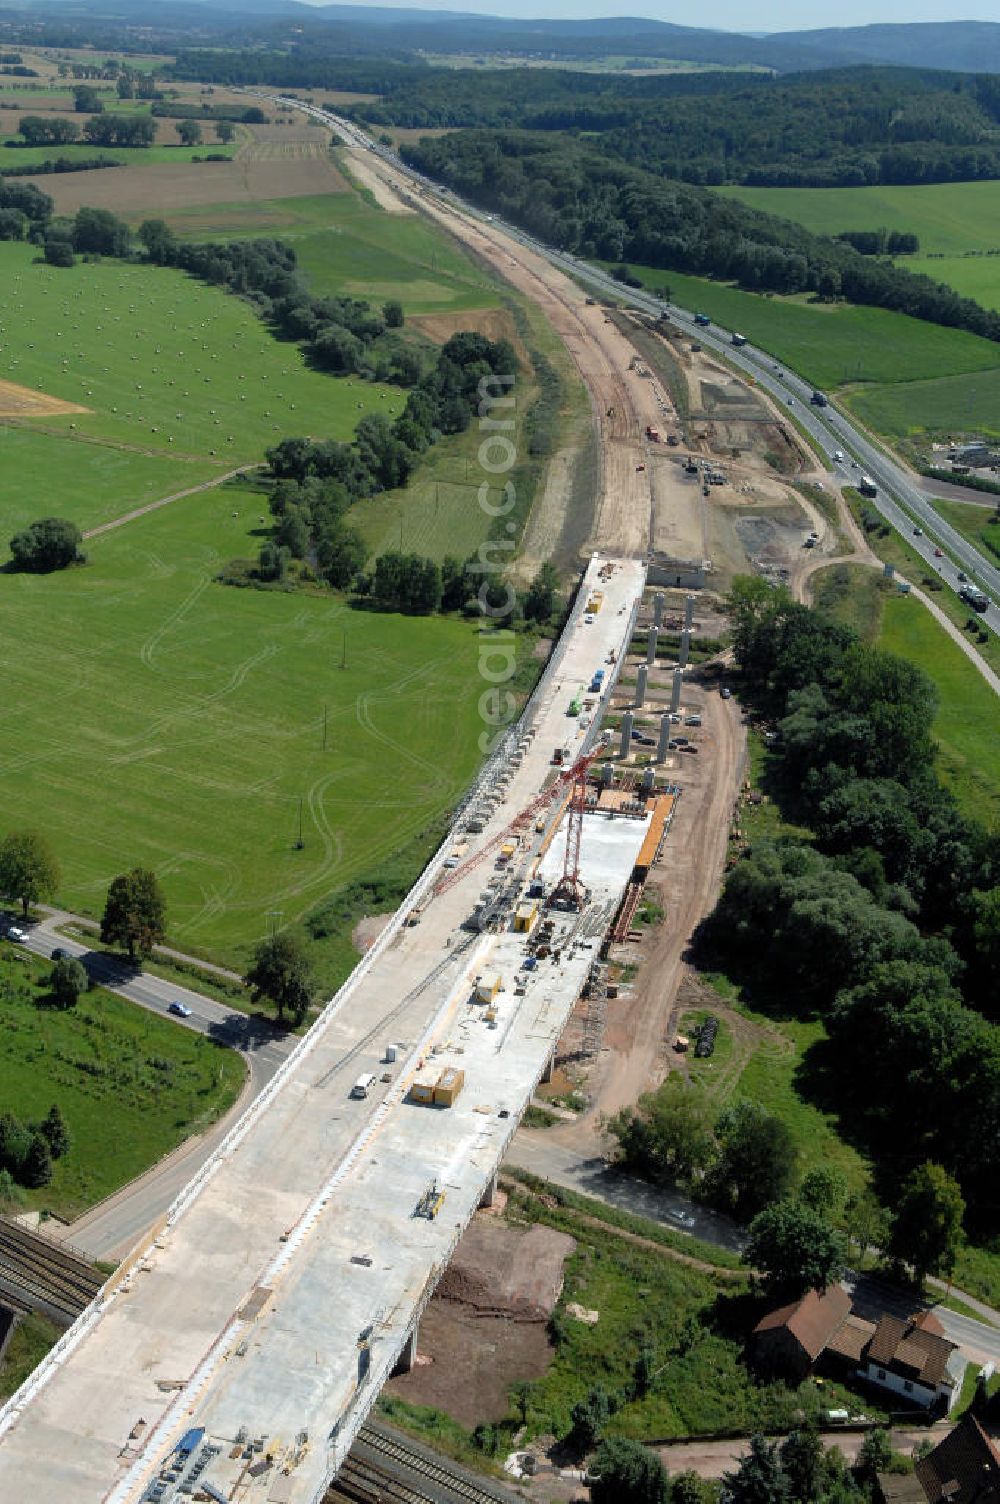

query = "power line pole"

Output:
[[295, 795, 304, 850]]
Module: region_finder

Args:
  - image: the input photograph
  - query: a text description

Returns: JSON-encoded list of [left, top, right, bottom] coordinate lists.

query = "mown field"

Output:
[[0, 944, 244, 1219], [720, 181, 1000, 312], [0, 483, 487, 970], [606, 262, 1000, 390], [932, 495, 1000, 561], [156, 190, 501, 318], [847, 366, 1000, 443], [0, 140, 237, 168], [0, 240, 402, 537]]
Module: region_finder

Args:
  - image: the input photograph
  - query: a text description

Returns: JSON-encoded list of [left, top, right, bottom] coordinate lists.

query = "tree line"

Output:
[[403, 131, 1000, 345], [697, 578, 999, 1237]]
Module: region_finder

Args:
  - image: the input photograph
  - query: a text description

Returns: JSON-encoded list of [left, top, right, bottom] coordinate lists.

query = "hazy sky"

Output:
[[310, 0, 1000, 29]]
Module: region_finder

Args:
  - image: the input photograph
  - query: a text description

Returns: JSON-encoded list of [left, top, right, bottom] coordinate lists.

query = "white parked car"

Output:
[[6, 925, 27, 943]]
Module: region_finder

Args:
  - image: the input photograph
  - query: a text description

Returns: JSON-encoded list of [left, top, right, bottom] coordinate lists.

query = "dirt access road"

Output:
[[355, 148, 707, 563]]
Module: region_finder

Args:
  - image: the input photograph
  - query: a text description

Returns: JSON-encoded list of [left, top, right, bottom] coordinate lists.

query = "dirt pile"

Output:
[[436, 1220, 575, 1322]]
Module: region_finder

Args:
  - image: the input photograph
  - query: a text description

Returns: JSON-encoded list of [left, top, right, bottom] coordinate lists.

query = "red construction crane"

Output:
[[433, 748, 602, 899], [547, 758, 590, 910]]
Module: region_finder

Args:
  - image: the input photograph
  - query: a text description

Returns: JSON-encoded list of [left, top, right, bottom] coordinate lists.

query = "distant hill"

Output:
[[9, 2, 1000, 76]]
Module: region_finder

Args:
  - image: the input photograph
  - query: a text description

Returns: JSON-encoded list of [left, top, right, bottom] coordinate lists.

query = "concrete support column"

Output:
[[479, 1172, 498, 1210], [620, 710, 634, 757], [540, 1052, 555, 1085], [646, 629, 658, 666], [393, 1323, 419, 1376], [678, 632, 690, 670], [634, 665, 648, 708], [653, 592, 665, 627], [684, 594, 695, 631], [656, 715, 672, 764], [670, 669, 683, 714]]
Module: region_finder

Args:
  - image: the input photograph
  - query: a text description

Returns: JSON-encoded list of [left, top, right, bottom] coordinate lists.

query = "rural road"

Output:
[[506, 1132, 1000, 1366], [1, 909, 293, 1259], [656, 1423, 952, 1480]]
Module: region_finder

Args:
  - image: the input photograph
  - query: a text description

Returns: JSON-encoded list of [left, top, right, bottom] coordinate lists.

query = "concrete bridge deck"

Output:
[[0, 557, 648, 1504]]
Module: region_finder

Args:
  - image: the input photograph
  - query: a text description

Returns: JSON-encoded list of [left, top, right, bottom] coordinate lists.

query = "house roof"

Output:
[[827, 1313, 877, 1364], [753, 1285, 853, 1361], [916, 1415, 1000, 1504], [868, 1314, 958, 1390], [877, 1472, 930, 1504]]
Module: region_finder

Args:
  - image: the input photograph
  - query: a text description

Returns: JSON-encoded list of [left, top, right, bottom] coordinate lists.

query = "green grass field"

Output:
[[0, 944, 244, 1219], [847, 366, 1000, 443], [932, 495, 1000, 561], [0, 141, 236, 168], [0, 482, 487, 970], [719, 181, 1000, 256], [880, 593, 1000, 827], [156, 191, 500, 318], [604, 262, 1000, 391], [0, 241, 402, 506], [719, 181, 1000, 312]]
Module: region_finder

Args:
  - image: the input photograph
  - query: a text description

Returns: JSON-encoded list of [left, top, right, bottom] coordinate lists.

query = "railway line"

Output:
[[0, 1218, 103, 1324], [326, 1426, 518, 1504]]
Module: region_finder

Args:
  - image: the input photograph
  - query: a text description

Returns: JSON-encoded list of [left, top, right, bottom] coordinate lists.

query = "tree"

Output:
[[722, 1435, 791, 1504], [50, 956, 88, 1010], [843, 1187, 889, 1265], [524, 562, 558, 623], [215, 119, 235, 144], [22, 1133, 53, 1189], [0, 829, 60, 918], [709, 1101, 798, 1221], [138, 217, 177, 262], [176, 119, 202, 146], [567, 1385, 611, 1452], [780, 1426, 824, 1503], [671, 1473, 716, 1504], [606, 1075, 715, 1188], [889, 1162, 965, 1288], [743, 1200, 845, 1297], [854, 1429, 893, 1485], [73, 84, 103, 113], [39, 1104, 70, 1160], [9, 516, 83, 572], [73, 206, 130, 256], [383, 299, 404, 328], [43, 236, 75, 268], [0, 208, 26, 241], [591, 1438, 669, 1504], [244, 932, 313, 1026], [0, 1168, 25, 1213], [799, 1166, 847, 1222], [100, 867, 167, 964]]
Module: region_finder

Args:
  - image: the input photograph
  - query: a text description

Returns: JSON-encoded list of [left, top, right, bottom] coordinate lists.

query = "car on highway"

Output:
[[5, 925, 27, 943], [720, 686, 732, 699], [168, 1001, 192, 1018], [958, 571, 969, 582], [666, 1207, 697, 1229], [934, 547, 944, 557], [584, 613, 595, 624], [913, 527, 923, 536]]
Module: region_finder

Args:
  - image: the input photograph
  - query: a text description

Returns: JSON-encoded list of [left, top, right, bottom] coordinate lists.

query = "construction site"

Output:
[[0, 553, 727, 1504]]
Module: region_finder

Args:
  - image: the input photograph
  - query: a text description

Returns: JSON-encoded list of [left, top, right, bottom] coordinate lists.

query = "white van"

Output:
[[351, 1074, 377, 1100]]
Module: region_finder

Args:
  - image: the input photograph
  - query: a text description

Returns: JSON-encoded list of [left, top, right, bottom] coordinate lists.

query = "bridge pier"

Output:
[[393, 1322, 419, 1376], [540, 1052, 555, 1086], [479, 1171, 499, 1210]]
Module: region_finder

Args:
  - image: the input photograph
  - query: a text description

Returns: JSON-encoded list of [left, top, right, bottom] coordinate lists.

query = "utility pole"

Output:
[[295, 796, 304, 850], [340, 629, 347, 670]]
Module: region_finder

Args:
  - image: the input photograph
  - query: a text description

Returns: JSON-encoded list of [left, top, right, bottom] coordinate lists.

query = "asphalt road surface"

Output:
[[2, 911, 293, 1259], [274, 94, 999, 640]]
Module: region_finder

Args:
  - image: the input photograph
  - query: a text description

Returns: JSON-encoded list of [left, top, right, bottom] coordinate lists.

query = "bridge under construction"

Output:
[[0, 556, 673, 1504]]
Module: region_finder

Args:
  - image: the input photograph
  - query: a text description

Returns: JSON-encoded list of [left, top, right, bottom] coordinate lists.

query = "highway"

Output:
[[278, 92, 1000, 641]]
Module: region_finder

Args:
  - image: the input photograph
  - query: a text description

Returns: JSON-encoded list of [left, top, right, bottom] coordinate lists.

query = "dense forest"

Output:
[[404, 132, 1000, 343], [696, 579, 1000, 1235], [173, 49, 1000, 189]]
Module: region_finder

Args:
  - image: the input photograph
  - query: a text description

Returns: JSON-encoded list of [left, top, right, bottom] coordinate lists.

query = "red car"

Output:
[[934, 547, 944, 557]]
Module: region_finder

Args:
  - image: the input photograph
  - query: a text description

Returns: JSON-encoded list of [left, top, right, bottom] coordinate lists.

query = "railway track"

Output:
[[0, 1218, 104, 1322], [351, 1426, 516, 1504]]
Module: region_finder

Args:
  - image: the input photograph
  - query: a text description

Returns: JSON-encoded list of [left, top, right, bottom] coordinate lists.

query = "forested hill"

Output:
[[351, 65, 1000, 190], [403, 131, 1000, 345]]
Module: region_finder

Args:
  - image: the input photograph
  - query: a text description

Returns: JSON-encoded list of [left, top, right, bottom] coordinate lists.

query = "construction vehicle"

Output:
[[645, 425, 661, 442], [414, 1181, 446, 1219], [858, 475, 878, 498]]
